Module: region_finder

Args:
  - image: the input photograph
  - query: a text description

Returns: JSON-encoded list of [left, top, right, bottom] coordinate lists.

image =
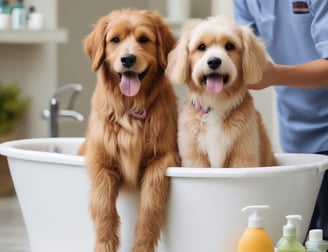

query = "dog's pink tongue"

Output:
[[206, 75, 224, 93], [119, 72, 141, 97]]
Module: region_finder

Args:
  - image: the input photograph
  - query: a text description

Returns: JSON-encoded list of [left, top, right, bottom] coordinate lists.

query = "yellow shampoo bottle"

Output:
[[238, 205, 274, 252]]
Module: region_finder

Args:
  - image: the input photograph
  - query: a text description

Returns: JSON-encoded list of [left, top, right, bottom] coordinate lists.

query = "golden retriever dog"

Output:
[[166, 16, 277, 168], [79, 9, 179, 252]]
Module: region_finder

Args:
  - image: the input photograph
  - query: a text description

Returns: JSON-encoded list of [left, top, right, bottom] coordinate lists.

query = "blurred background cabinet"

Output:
[[0, 0, 67, 138]]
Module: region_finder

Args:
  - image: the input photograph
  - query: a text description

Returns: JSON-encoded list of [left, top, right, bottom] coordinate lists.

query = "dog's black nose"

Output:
[[207, 57, 222, 70], [121, 53, 137, 68]]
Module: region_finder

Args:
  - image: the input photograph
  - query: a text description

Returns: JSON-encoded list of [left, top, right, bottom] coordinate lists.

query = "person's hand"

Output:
[[247, 59, 328, 89], [246, 61, 275, 90]]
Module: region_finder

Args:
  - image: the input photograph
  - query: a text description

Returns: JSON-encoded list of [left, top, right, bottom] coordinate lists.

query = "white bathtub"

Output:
[[0, 138, 327, 252]]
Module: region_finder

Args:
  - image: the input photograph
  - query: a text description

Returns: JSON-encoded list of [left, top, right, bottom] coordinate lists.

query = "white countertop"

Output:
[[0, 196, 30, 252]]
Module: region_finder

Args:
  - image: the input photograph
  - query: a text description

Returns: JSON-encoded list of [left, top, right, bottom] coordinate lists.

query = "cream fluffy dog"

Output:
[[166, 16, 277, 168]]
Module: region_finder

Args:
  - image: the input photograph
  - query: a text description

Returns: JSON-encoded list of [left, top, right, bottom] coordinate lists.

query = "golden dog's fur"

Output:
[[166, 16, 277, 168], [79, 9, 179, 252]]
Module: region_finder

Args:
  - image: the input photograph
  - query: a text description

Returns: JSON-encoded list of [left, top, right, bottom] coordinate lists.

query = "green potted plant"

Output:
[[0, 82, 29, 136], [0, 81, 29, 196]]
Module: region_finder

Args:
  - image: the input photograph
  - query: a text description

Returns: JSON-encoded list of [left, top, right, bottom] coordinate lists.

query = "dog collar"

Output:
[[191, 100, 210, 115], [128, 108, 147, 120]]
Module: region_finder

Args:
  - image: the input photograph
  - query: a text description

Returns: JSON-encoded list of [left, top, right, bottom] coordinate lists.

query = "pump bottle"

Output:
[[276, 215, 306, 252], [238, 205, 274, 252], [0, 0, 10, 30], [305, 229, 328, 252], [0, 0, 10, 14], [11, 0, 26, 29]]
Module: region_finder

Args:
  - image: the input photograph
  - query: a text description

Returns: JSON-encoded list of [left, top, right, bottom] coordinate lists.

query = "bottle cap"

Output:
[[309, 229, 323, 242], [242, 205, 270, 228]]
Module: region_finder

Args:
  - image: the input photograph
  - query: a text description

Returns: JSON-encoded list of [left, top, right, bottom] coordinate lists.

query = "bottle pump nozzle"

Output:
[[283, 215, 302, 236], [242, 205, 270, 228]]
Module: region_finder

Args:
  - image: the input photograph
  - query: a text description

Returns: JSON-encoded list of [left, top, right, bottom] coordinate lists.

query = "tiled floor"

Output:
[[0, 196, 30, 252]]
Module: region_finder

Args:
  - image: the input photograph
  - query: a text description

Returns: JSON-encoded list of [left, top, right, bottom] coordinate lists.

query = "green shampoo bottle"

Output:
[[276, 215, 306, 252]]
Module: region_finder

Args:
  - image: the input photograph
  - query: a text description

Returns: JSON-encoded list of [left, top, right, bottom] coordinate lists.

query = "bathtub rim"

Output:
[[0, 137, 85, 166], [0, 137, 328, 178]]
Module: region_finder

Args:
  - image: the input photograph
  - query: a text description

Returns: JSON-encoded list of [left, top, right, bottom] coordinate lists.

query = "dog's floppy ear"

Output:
[[166, 22, 195, 84], [144, 11, 176, 70], [240, 26, 267, 84], [83, 15, 109, 71]]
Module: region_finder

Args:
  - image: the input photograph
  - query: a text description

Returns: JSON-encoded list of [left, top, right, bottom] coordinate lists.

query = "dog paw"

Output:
[[132, 244, 155, 252], [94, 242, 118, 252], [132, 248, 153, 252]]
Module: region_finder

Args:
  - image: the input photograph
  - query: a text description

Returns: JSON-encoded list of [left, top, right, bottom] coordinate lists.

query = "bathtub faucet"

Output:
[[42, 83, 84, 137]]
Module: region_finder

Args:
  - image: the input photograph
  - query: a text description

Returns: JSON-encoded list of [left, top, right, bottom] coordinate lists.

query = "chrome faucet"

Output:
[[42, 83, 84, 137]]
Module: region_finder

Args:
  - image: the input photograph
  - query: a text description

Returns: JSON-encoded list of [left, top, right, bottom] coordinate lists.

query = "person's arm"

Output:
[[247, 59, 328, 90], [234, 0, 255, 26]]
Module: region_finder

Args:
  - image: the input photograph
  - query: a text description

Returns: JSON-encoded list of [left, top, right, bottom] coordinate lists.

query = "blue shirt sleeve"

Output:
[[233, 0, 260, 36], [310, 0, 328, 59], [233, 0, 254, 25]]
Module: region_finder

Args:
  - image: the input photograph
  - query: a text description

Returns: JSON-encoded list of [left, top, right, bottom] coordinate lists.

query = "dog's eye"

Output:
[[111, 37, 120, 43], [139, 36, 150, 44], [198, 44, 206, 51], [225, 42, 235, 51]]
